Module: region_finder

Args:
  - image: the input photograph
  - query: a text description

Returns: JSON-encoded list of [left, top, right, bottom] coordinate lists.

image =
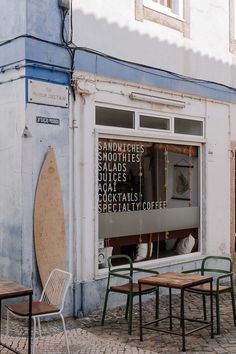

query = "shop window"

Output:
[[96, 107, 134, 129], [140, 115, 170, 130], [97, 137, 200, 268], [174, 118, 203, 136]]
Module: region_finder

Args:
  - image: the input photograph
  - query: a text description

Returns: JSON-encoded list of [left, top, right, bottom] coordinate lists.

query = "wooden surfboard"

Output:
[[34, 148, 66, 287]]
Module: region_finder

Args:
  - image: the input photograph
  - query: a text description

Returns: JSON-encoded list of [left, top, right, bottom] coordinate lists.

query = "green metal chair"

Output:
[[183, 256, 236, 334], [101, 254, 159, 335]]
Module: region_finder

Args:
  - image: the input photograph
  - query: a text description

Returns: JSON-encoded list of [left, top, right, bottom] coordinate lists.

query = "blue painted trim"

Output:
[[75, 50, 236, 104], [25, 37, 71, 69], [0, 36, 71, 69], [25, 66, 70, 85], [26, 59, 71, 72], [2, 34, 236, 103]]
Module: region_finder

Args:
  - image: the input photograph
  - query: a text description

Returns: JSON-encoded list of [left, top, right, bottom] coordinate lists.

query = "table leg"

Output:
[[28, 294, 32, 354], [169, 288, 172, 330], [0, 299, 2, 342], [210, 279, 214, 339], [139, 283, 143, 341], [181, 289, 186, 352]]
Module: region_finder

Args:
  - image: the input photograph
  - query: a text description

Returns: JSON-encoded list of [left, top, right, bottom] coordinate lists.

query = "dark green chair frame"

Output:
[[183, 255, 236, 334], [101, 254, 159, 335]]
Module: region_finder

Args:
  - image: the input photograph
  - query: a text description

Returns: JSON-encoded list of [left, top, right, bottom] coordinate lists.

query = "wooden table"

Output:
[[138, 272, 213, 352], [0, 278, 33, 354]]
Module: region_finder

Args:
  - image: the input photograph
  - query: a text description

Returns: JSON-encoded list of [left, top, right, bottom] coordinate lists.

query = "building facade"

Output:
[[1, 0, 236, 315]]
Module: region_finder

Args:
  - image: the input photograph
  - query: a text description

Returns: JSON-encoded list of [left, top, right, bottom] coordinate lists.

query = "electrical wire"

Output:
[[0, 76, 26, 86], [60, 8, 73, 45], [0, 34, 64, 48], [0, 33, 236, 97], [59, 0, 76, 99], [76, 46, 236, 96], [0, 4, 236, 99], [0, 61, 72, 74]]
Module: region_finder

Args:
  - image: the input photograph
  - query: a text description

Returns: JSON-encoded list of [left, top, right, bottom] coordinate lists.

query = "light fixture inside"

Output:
[[129, 92, 186, 108]]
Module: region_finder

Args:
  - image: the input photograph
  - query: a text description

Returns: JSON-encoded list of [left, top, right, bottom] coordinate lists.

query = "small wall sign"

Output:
[[36, 116, 60, 125], [28, 80, 69, 108]]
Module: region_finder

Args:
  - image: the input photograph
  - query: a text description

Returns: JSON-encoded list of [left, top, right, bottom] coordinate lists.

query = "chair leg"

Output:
[[230, 287, 236, 326], [155, 288, 159, 326], [32, 317, 37, 354], [125, 295, 129, 320], [202, 294, 207, 320], [6, 310, 10, 336], [101, 289, 109, 326], [37, 318, 42, 337], [60, 314, 70, 354], [128, 294, 133, 335], [215, 293, 220, 335]]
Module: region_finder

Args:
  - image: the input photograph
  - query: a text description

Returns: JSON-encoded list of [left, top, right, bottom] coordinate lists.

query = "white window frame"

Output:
[[173, 116, 205, 139], [95, 104, 205, 140], [94, 104, 204, 276], [95, 131, 203, 276], [135, 0, 190, 37], [138, 112, 172, 133], [143, 0, 184, 20]]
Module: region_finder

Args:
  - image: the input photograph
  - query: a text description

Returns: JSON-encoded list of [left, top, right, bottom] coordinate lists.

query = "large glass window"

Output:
[[140, 115, 170, 130], [174, 118, 203, 136], [96, 107, 134, 129], [98, 137, 200, 268]]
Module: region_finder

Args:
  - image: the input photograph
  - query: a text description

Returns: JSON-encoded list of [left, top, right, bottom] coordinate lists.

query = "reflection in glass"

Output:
[[140, 115, 170, 130], [174, 118, 203, 136], [98, 138, 199, 267], [96, 107, 134, 128]]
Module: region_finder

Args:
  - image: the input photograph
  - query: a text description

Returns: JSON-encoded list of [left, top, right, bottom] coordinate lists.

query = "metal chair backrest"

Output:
[[107, 254, 133, 277], [40, 268, 72, 311], [201, 256, 232, 276]]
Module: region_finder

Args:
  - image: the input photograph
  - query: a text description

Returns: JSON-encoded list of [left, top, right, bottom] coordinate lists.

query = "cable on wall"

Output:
[[58, 0, 76, 99], [0, 19, 236, 99]]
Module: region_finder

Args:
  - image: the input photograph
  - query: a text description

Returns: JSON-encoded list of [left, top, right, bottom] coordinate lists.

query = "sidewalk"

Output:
[[1, 292, 236, 353]]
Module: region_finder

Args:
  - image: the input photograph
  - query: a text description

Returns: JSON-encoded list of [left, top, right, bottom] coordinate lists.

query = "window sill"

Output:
[[95, 252, 204, 280]]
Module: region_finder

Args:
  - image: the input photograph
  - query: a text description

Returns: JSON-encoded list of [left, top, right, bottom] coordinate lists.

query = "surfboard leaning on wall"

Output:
[[34, 148, 66, 287]]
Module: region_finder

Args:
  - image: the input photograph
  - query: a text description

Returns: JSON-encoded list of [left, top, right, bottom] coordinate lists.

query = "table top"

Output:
[[0, 278, 33, 299], [138, 272, 212, 289]]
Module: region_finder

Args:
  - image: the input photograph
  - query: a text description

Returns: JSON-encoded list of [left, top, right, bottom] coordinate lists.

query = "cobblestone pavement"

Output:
[[1, 292, 236, 353]]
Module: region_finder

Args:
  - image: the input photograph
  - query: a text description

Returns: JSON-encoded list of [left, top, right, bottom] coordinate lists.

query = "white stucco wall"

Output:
[[73, 0, 234, 87], [0, 79, 26, 282], [73, 73, 233, 283], [23, 95, 71, 296], [0, 0, 26, 40], [230, 104, 236, 142], [205, 102, 231, 255]]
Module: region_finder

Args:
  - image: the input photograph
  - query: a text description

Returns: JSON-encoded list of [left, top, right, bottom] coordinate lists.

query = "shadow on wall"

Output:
[[72, 7, 236, 97]]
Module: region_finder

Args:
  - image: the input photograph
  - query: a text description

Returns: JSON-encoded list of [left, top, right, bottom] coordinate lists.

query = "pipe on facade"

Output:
[[72, 281, 84, 318]]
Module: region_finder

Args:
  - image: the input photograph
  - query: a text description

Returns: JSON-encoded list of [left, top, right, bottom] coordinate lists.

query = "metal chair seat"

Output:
[[189, 284, 231, 293], [110, 283, 156, 293], [6, 301, 59, 317]]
